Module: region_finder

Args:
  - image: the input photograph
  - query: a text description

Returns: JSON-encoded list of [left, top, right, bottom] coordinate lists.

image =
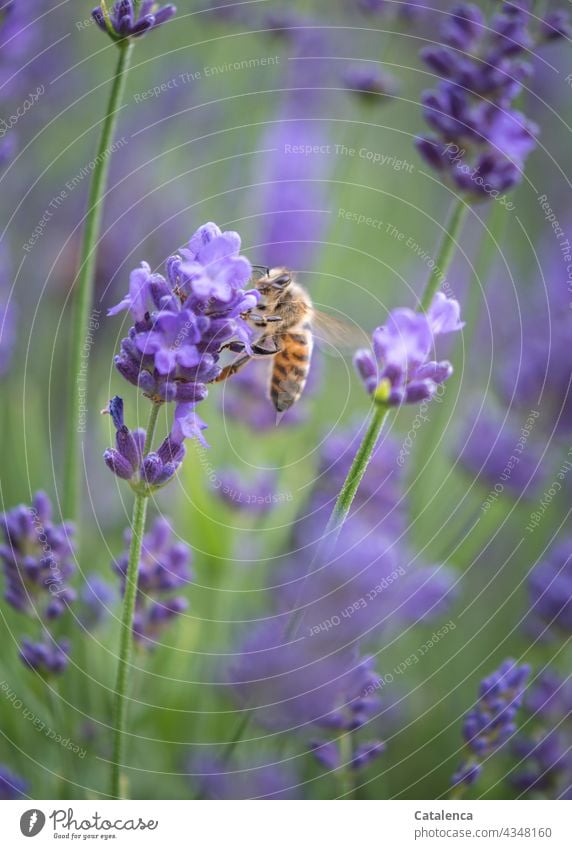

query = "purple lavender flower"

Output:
[[528, 541, 572, 635], [113, 516, 192, 647], [416, 3, 569, 198], [343, 65, 400, 101], [109, 223, 255, 445], [191, 755, 299, 800], [92, 1, 176, 40], [0, 492, 76, 618], [353, 293, 463, 405], [104, 395, 186, 490], [0, 764, 27, 799], [20, 637, 70, 676], [452, 658, 530, 789]]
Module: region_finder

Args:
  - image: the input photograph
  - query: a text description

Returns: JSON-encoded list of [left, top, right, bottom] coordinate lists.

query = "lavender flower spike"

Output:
[[110, 222, 255, 406], [353, 293, 463, 405], [416, 3, 569, 198], [452, 658, 530, 789], [92, 1, 176, 41], [104, 396, 186, 491]]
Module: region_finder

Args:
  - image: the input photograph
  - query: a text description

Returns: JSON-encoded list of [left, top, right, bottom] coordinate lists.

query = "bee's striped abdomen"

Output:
[[270, 327, 313, 412]]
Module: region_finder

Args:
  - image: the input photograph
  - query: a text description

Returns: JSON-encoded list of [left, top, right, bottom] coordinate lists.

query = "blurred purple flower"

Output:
[[452, 658, 530, 788], [0, 294, 16, 377], [0, 133, 16, 169], [511, 669, 572, 798], [343, 65, 400, 101], [213, 468, 284, 514], [292, 425, 405, 549], [457, 408, 544, 496], [79, 574, 116, 630], [353, 293, 463, 405], [416, 3, 569, 197], [528, 541, 572, 635], [279, 523, 456, 649], [0, 492, 76, 618], [20, 637, 70, 676], [0, 764, 27, 799], [0, 0, 40, 88], [496, 235, 572, 435], [113, 516, 192, 647], [191, 755, 300, 800], [228, 620, 381, 733], [219, 356, 315, 431], [279, 421, 455, 650], [255, 121, 332, 272], [92, 1, 176, 40]]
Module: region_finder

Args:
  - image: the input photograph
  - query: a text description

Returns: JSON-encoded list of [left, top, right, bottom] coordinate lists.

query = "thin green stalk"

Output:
[[62, 41, 134, 521], [328, 403, 389, 536], [337, 732, 355, 799], [110, 402, 160, 799], [410, 201, 507, 548], [459, 201, 507, 352], [215, 201, 469, 774], [420, 199, 468, 313]]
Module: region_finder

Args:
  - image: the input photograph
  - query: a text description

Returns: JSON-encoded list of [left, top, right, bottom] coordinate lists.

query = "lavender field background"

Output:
[[1, 0, 572, 801]]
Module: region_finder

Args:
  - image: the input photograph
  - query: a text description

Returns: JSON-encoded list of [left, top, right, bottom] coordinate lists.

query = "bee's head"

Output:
[[251, 266, 292, 296]]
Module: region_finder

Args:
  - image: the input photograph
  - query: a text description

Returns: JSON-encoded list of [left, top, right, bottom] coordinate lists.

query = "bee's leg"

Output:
[[215, 340, 281, 384], [214, 354, 253, 383], [219, 340, 246, 354], [252, 338, 281, 356]]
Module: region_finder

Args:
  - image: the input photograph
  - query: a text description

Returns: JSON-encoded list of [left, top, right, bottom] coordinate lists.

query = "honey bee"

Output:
[[215, 266, 363, 414]]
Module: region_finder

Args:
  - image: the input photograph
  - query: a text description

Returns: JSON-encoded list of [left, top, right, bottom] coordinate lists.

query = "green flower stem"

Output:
[[459, 201, 507, 352], [410, 201, 506, 550], [327, 402, 390, 537], [420, 199, 468, 313], [337, 732, 355, 799], [62, 41, 134, 521], [110, 401, 160, 799]]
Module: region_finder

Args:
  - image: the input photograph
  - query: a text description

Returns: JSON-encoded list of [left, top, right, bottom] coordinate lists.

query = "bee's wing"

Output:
[[311, 310, 369, 351]]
